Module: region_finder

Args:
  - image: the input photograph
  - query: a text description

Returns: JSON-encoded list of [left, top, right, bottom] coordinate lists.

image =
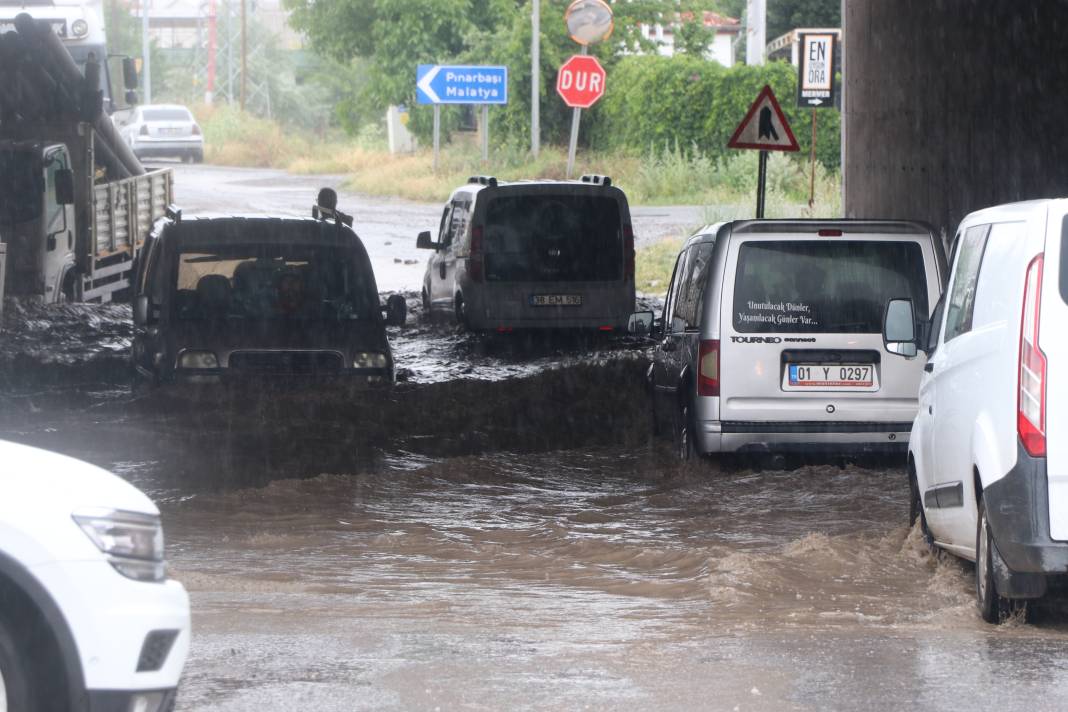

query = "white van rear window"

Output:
[[733, 240, 929, 333]]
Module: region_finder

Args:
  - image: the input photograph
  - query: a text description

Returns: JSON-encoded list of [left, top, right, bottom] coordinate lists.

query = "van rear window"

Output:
[[733, 240, 929, 333], [482, 193, 623, 282]]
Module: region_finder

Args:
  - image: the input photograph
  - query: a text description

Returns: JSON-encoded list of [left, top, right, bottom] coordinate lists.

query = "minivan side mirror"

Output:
[[383, 294, 407, 327], [122, 57, 139, 90], [883, 298, 918, 358], [628, 310, 656, 336], [133, 295, 150, 326], [54, 168, 75, 205], [416, 231, 438, 250]]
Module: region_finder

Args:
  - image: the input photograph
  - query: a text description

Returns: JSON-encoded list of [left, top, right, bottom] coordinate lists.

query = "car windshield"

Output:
[[142, 108, 193, 122], [733, 240, 929, 333], [0, 149, 42, 224], [174, 243, 376, 321], [482, 193, 623, 282]]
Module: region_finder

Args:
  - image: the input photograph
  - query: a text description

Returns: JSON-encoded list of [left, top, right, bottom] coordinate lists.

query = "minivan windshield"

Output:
[[174, 243, 376, 321], [482, 192, 623, 282], [733, 240, 929, 333]]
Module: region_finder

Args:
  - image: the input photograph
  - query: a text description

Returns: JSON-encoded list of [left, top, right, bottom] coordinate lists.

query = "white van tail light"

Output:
[[469, 225, 484, 282], [1018, 253, 1046, 457], [698, 339, 720, 397]]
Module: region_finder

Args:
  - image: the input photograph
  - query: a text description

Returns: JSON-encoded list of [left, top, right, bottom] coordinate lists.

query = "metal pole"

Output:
[[433, 104, 440, 172], [531, 0, 540, 158], [756, 150, 768, 218], [240, 0, 247, 110], [808, 109, 818, 209], [565, 44, 588, 179], [141, 0, 151, 103], [481, 105, 489, 163], [227, 0, 234, 102]]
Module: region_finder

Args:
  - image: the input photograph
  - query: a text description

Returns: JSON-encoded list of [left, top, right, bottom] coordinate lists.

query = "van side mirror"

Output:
[[383, 294, 407, 327], [122, 57, 139, 90], [628, 310, 655, 336], [416, 231, 438, 250], [54, 168, 75, 205], [883, 298, 918, 358], [133, 295, 150, 326]]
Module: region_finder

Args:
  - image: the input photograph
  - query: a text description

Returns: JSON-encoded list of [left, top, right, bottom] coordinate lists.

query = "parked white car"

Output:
[[0, 440, 189, 710], [116, 104, 204, 163], [883, 198, 1068, 622]]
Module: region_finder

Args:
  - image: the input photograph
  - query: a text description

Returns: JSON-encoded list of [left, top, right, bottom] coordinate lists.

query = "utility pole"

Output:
[[141, 0, 151, 103], [240, 0, 247, 110], [531, 0, 540, 158], [746, 0, 766, 66]]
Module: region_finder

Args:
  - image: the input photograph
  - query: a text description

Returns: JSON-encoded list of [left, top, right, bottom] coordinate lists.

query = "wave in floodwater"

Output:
[[163, 448, 1000, 634]]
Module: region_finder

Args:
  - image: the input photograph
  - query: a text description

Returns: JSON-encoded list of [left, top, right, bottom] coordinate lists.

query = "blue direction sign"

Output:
[[416, 64, 508, 105]]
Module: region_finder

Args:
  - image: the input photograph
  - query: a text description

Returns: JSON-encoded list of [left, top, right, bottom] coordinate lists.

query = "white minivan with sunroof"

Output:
[[882, 199, 1068, 622], [633, 220, 947, 458]]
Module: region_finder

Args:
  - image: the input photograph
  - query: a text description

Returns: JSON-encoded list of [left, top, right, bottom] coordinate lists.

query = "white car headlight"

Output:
[[71, 19, 89, 37], [178, 350, 219, 369], [354, 352, 388, 369], [72, 508, 165, 582]]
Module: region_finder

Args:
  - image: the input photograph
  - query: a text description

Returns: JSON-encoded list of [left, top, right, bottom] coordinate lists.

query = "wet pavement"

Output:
[[4, 166, 1068, 710]]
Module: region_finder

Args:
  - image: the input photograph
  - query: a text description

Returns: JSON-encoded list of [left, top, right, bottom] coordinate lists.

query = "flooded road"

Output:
[[4, 166, 1068, 709]]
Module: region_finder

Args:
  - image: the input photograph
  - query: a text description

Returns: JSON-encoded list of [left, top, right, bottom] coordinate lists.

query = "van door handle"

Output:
[[924, 362, 934, 372]]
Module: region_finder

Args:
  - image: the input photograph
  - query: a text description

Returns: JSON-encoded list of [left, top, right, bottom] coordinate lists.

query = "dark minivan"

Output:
[[416, 175, 635, 331], [132, 210, 406, 384]]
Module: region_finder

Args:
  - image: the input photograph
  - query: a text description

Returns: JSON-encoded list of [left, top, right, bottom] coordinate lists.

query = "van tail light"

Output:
[[1018, 253, 1046, 457], [192, 124, 202, 135], [469, 225, 484, 283], [623, 224, 635, 280], [698, 339, 720, 397]]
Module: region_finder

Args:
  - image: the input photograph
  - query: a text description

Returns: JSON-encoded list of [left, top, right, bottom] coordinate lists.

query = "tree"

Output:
[[766, 0, 840, 41]]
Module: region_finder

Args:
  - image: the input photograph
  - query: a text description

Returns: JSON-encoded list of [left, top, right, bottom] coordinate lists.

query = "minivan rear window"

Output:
[[482, 193, 623, 282], [733, 240, 929, 333]]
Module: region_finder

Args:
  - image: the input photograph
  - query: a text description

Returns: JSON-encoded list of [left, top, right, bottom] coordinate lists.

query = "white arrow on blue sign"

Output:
[[416, 64, 508, 105]]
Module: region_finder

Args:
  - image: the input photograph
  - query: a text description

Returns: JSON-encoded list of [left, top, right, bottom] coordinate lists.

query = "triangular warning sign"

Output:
[[727, 85, 800, 152]]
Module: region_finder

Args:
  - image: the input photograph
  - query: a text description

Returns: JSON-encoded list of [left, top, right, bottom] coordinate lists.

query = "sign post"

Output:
[[558, 0, 613, 178], [726, 85, 800, 218], [796, 33, 837, 208], [556, 51, 606, 178], [416, 64, 508, 172]]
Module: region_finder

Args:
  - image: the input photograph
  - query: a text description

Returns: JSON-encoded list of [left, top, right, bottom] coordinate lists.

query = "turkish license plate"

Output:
[[161, 127, 184, 136], [530, 294, 582, 306], [783, 363, 878, 391]]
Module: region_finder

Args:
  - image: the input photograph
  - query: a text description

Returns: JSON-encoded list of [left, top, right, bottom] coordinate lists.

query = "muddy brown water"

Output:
[[6, 302, 1068, 709]]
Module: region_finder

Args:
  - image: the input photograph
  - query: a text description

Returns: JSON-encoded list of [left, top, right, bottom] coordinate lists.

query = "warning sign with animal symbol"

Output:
[[727, 85, 800, 152]]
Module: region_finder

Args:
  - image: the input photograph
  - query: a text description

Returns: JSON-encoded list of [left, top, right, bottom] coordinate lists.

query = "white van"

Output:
[[882, 199, 1068, 622], [635, 220, 947, 458]]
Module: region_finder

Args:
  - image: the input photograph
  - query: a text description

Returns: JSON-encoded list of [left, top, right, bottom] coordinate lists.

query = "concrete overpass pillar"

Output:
[[843, 1, 1068, 241]]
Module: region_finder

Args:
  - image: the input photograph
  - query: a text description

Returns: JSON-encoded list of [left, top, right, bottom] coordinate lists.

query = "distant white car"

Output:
[[117, 104, 204, 163], [0, 440, 189, 710], [883, 198, 1068, 622]]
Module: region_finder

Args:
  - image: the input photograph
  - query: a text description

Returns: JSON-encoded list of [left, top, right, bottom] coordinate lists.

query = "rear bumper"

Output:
[[696, 420, 911, 453], [465, 283, 633, 331], [984, 440, 1068, 575], [130, 138, 203, 156]]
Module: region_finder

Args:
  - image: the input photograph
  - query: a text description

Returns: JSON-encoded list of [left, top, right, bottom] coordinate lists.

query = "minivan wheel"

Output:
[[0, 614, 32, 712], [454, 294, 470, 330], [976, 499, 1018, 623], [421, 289, 431, 318], [908, 472, 933, 546], [674, 401, 695, 461]]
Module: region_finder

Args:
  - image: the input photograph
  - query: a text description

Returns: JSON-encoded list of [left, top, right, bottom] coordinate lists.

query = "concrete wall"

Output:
[[843, 1, 1068, 241]]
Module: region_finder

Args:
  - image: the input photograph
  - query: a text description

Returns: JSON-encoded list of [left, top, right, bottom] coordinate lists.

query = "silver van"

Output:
[[634, 220, 947, 458], [416, 175, 635, 331]]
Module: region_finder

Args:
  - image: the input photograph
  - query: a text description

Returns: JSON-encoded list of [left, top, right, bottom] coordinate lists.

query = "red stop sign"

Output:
[[556, 55, 606, 109]]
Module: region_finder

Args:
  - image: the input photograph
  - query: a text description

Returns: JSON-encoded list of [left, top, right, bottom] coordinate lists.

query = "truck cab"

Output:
[[0, 141, 77, 300]]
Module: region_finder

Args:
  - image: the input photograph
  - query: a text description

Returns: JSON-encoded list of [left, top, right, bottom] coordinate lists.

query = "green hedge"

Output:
[[589, 56, 840, 170]]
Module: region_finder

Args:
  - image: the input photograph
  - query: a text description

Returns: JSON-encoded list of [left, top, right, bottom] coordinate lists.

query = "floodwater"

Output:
[[4, 166, 1068, 709]]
